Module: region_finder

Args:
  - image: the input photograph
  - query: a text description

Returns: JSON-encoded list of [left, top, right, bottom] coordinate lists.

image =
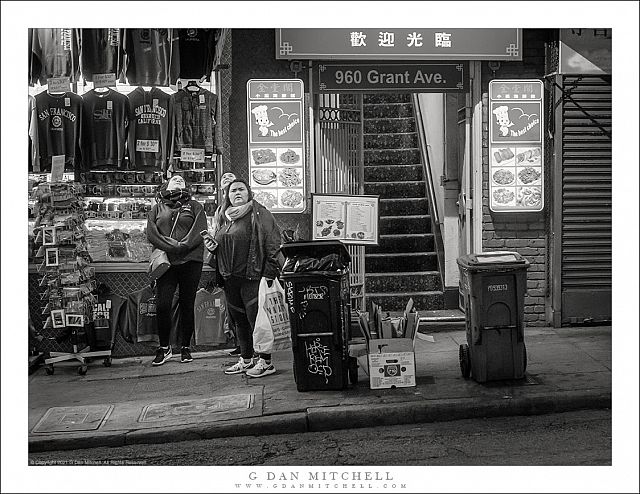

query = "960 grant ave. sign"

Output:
[[318, 63, 466, 92]]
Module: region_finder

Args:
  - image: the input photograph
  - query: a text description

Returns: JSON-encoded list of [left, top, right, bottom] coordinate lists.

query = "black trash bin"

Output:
[[457, 251, 530, 382], [280, 240, 358, 391]]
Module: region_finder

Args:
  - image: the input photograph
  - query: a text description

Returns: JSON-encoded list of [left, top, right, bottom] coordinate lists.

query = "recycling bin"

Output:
[[280, 240, 358, 391], [457, 251, 530, 382]]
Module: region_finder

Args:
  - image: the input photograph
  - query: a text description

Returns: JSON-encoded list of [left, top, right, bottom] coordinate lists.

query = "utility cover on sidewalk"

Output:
[[139, 394, 255, 423], [32, 405, 114, 433]]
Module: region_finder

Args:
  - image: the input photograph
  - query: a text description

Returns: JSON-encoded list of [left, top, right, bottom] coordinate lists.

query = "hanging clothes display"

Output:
[[30, 28, 81, 86], [30, 90, 83, 173], [172, 85, 222, 158], [81, 88, 129, 169], [79, 28, 124, 83], [126, 86, 174, 171], [92, 286, 127, 349], [177, 28, 216, 81], [193, 287, 227, 345], [123, 28, 180, 86]]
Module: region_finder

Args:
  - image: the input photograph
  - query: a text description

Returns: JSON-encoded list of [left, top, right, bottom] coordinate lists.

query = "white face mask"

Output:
[[167, 176, 185, 191]]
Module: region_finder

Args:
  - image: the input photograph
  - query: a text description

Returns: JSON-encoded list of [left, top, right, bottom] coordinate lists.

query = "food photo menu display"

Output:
[[489, 79, 544, 212], [312, 194, 379, 245], [246, 79, 306, 213]]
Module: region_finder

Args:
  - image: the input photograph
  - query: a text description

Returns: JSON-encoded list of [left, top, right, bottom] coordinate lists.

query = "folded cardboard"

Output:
[[367, 337, 416, 389]]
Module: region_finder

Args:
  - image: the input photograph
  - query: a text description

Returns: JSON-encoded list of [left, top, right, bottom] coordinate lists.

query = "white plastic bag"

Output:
[[253, 278, 291, 353]]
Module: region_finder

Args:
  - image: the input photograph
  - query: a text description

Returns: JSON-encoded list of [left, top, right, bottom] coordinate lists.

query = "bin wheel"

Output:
[[103, 357, 112, 367], [348, 357, 358, 385], [522, 344, 527, 374], [78, 365, 88, 376], [45, 365, 54, 375], [459, 344, 471, 379]]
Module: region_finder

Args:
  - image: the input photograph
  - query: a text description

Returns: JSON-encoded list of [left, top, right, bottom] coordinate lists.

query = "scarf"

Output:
[[225, 200, 253, 223], [157, 187, 191, 208]]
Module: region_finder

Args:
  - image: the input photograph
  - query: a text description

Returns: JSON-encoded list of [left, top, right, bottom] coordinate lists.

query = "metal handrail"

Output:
[[412, 94, 446, 288]]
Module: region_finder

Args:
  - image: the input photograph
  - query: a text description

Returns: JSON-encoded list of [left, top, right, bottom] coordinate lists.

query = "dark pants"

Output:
[[223, 276, 271, 361], [156, 261, 202, 348]]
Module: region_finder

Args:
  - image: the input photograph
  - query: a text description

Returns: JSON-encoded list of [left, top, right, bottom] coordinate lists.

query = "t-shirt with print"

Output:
[[31, 91, 83, 172], [193, 287, 227, 345], [177, 28, 215, 81], [81, 88, 129, 169], [126, 87, 174, 170], [80, 28, 124, 82], [30, 28, 80, 85], [123, 28, 180, 86]]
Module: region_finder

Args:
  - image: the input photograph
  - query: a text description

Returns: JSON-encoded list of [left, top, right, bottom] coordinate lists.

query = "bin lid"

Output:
[[280, 240, 351, 263], [457, 251, 529, 270]]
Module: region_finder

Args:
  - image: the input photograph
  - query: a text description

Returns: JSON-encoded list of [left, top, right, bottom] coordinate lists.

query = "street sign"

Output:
[[318, 63, 466, 92]]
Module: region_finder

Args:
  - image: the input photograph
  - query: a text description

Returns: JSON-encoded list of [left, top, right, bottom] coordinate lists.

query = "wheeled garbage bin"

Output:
[[457, 251, 530, 382], [280, 240, 358, 391]]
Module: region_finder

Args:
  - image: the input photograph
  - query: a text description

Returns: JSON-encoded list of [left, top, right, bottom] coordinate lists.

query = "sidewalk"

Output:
[[28, 326, 611, 453]]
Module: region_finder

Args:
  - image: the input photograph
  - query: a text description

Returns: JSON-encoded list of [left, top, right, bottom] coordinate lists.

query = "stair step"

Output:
[[364, 148, 421, 165], [367, 232, 434, 253], [379, 198, 429, 216], [363, 102, 415, 118], [366, 291, 444, 312], [364, 132, 418, 150], [364, 180, 425, 199], [419, 309, 466, 332], [366, 271, 442, 292], [364, 117, 416, 134], [363, 93, 411, 104], [380, 215, 432, 234], [366, 252, 438, 272], [365, 164, 423, 182]]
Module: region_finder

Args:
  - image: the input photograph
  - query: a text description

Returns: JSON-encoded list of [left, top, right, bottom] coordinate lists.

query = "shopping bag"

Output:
[[253, 278, 292, 353]]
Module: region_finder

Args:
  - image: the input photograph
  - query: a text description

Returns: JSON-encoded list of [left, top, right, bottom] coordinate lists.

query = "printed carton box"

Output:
[[366, 338, 416, 389]]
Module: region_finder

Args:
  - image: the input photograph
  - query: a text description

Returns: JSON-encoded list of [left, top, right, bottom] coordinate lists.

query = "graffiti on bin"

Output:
[[305, 337, 333, 383]]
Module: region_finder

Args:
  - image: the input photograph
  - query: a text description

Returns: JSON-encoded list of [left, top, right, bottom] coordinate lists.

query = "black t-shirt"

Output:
[[177, 28, 215, 81], [80, 28, 124, 82], [215, 214, 252, 279]]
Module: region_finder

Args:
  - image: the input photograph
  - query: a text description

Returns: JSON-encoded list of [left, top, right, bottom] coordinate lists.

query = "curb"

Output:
[[29, 389, 610, 453]]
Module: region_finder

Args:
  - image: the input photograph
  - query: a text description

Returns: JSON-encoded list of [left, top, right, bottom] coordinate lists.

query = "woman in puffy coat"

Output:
[[146, 174, 207, 366], [203, 178, 281, 378]]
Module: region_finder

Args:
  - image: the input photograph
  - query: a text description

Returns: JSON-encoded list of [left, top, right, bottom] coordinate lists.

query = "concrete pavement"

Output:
[[28, 325, 611, 452]]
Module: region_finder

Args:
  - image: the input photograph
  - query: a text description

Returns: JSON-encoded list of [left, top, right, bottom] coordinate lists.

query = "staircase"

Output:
[[363, 93, 444, 312]]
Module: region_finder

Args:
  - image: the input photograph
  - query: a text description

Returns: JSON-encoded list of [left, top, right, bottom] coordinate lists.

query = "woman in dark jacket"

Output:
[[203, 178, 281, 378], [146, 174, 207, 365]]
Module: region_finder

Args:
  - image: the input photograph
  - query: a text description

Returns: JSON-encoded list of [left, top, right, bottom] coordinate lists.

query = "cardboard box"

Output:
[[367, 338, 416, 389]]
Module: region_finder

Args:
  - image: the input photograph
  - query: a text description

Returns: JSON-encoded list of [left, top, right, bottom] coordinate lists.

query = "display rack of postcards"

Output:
[[32, 181, 112, 375]]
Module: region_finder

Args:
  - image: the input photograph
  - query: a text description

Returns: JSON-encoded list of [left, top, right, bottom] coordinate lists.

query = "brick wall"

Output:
[[480, 29, 553, 326]]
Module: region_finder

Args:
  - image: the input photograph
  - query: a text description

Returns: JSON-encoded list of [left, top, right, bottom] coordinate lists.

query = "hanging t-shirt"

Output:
[[81, 88, 129, 169], [30, 28, 80, 85], [80, 28, 124, 82], [31, 91, 83, 172], [92, 292, 127, 348], [193, 287, 227, 345], [172, 87, 222, 158], [123, 28, 180, 86], [177, 28, 215, 81], [126, 87, 174, 170], [125, 286, 159, 343]]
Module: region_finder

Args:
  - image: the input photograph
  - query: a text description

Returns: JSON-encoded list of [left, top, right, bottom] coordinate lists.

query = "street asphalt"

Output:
[[28, 325, 611, 453]]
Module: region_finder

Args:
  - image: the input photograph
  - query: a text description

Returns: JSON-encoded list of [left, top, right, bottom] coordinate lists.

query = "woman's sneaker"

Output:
[[224, 357, 255, 375], [246, 358, 276, 378], [152, 346, 172, 366], [180, 347, 193, 363]]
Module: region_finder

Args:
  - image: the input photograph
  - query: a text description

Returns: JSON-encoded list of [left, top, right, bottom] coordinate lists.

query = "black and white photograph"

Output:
[[2, 2, 639, 494]]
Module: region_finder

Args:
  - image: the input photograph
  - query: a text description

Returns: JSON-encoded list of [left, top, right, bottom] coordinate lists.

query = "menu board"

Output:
[[312, 194, 379, 245], [246, 79, 305, 213], [488, 79, 544, 212]]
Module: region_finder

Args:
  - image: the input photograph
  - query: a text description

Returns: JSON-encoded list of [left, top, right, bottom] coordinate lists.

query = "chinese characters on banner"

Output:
[[489, 80, 544, 212], [276, 29, 522, 60], [246, 79, 305, 213]]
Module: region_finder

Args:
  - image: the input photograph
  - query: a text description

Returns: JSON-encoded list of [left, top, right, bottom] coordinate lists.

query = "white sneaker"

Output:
[[224, 356, 255, 375], [246, 358, 276, 378]]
